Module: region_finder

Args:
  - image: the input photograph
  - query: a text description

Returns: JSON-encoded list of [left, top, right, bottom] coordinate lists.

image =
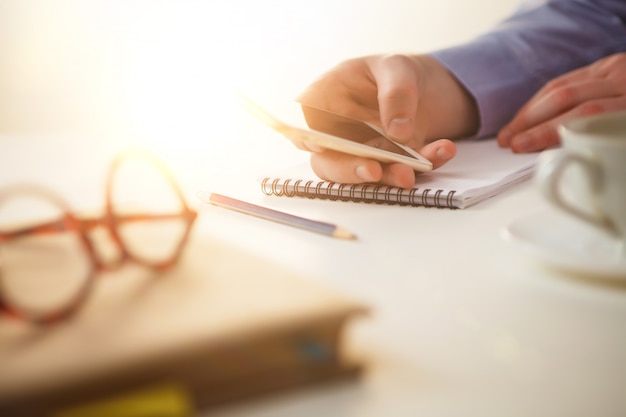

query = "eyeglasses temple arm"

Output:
[[0, 219, 65, 242], [0, 216, 89, 242], [115, 211, 196, 223]]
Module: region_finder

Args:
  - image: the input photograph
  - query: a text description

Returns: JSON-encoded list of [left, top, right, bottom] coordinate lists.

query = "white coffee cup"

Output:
[[535, 110, 626, 251]]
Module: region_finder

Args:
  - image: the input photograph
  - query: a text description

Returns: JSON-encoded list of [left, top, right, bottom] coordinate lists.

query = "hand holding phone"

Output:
[[239, 95, 433, 173]]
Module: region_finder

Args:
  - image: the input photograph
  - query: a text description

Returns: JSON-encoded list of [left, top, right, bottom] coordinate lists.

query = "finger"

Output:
[[525, 52, 626, 110], [310, 150, 384, 184], [514, 64, 595, 114], [309, 149, 416, 188], [509, 96, 626, 153], [310, 138, 456, 188], [380, 163, 417, 189], [368, 55, 420, 142], [360, 136, 456, 169], [418, 139, 457, 169], [508, 79, 618, 136], [498, 64, 594, 147], [507, 119, 561, 153], [499, 78, 617, 147]]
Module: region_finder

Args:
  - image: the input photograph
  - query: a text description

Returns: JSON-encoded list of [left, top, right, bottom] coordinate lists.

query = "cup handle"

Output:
[[536, 150, 616, 235]]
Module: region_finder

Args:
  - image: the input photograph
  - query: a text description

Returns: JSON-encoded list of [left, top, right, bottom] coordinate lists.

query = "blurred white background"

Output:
[[0, 0, 521, 204], [0, 0, 520, 136]]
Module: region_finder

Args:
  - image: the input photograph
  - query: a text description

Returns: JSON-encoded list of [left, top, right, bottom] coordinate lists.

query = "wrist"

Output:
[[413, 54, 479, 140]]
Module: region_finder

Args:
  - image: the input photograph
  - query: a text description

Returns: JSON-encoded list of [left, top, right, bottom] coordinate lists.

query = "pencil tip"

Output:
[[333, 226, 357, 240]]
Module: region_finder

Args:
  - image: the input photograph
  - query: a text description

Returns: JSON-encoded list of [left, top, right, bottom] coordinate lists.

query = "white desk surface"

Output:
[[1, 1, 625, 416], [2, 125, 626, 417]]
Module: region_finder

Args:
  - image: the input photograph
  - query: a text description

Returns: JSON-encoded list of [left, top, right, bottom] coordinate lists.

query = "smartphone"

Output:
[[239, 95, 433, 173]]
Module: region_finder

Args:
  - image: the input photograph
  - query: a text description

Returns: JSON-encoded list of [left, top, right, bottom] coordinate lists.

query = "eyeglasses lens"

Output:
[[0, 194, 91, 317], [109, 156, 190, 265]]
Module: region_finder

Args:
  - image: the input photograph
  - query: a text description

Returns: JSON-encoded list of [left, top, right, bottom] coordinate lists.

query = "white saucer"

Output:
[[502, 209, 626, 279]]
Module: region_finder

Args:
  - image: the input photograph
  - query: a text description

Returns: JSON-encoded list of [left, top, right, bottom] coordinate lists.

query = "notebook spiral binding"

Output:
[[261, 178, 458, 208]]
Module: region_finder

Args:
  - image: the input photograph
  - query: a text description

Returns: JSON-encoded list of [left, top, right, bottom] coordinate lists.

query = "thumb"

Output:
[[369, 55, 421, 142]]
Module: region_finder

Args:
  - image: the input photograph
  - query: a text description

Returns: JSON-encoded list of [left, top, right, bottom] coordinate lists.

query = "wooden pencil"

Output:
[[200, 192, 356, 240]]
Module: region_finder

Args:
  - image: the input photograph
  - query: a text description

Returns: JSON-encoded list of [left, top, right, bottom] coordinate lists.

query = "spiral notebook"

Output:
[[260, 139, 538, 209]]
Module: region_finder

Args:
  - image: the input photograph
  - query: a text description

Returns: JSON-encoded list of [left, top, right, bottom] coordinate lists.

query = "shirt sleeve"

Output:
[[430, 0, 626, 138]]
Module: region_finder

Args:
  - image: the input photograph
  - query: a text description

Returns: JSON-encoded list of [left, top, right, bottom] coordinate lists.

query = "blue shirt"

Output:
[[430, 0, 626, 137]]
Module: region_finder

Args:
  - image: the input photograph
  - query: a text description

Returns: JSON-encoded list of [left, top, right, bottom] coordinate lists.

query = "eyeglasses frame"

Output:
[[0, 151, 197, 325]]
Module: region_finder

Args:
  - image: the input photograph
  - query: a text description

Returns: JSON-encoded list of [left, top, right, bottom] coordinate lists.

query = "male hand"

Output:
[[297, 54, 478, 188], [498, 53, 626, 152]]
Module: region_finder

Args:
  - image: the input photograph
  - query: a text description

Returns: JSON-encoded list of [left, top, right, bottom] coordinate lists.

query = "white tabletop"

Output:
[[1, 1, 625, 416], [200, 162, 626, 417]]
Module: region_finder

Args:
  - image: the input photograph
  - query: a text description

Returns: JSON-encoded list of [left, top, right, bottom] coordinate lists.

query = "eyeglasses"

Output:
[[0, 151, 197, 325]]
